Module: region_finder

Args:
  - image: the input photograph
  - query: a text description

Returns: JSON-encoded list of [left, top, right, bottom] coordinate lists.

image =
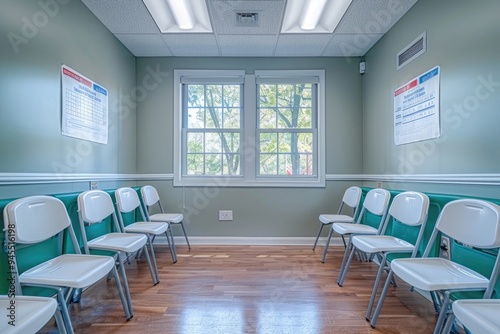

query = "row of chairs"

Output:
[[314, 186, 500, 334], [2, 185, 188, 334]]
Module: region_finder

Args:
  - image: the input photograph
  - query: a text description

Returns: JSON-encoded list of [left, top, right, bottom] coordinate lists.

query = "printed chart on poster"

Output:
[[394, 66, 440, 145], [61, 65, 108, 144]]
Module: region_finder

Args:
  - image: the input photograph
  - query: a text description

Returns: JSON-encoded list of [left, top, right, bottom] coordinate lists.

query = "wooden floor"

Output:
[[39, 245, 439, 333]]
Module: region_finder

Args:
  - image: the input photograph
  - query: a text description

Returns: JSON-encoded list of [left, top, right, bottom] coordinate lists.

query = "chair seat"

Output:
[[88, 232, 148, 253], [19, 254, 115, 289], [0, 295, 57, 334], [452, 299, 500, 334], [319, 214, 353, 224], [149, 213, 183, 224], [332, 222, 378, 235], [124, 221, 169, 235], [391, 258, 489, 291], [352, 235, 415, 253]]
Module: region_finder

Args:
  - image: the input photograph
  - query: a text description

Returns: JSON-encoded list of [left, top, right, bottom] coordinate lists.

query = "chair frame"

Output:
[[336, 191, 430, 325], [141, 185, 190, 249], [3, 195, 129, 334], [313, 186, 362, 251], [371, 199, 500, 334], [77, 190, 158, 317]]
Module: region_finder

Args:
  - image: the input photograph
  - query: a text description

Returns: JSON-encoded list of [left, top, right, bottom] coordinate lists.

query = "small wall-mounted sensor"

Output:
[[359, 61, 366, 75]]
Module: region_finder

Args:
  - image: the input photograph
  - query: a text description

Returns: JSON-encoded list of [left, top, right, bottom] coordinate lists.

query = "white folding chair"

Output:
[[141, 185, 189, 249], [3, 195, 129, 334], [336, 191, 430, 326], [451, 299, 500, 333], [78, 190, 158, 316], [115, 187, 177, 283], [371, 199, 500, 334], [315, 186, 362, 252], [322, 188, 391, 270], [0, 295, 59, 334]]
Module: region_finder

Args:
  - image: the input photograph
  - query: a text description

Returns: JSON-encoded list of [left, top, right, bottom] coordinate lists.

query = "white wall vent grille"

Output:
[[397, 31, 426, 70]]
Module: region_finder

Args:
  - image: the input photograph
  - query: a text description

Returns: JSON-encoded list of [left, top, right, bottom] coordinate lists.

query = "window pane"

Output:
[[260, 133, 277, 153], [221, 133, 240, 153], [278, 85, 293, 107], [279, 154, 292, 175], [299, 153, 313, 175], [205, 154, 222, 175], [298, 108, 312, 128], [186, 154, 204, 175], [259, 154, 277, 175], [223, 154, 240, 175], [205, 133, 221, 153], [187, 85, 205, 107], [298, 133, 313, 152], [187, 108, 204, 128], [259, 108, 276, 129], [187, 133, 203, 153], [259, 84, 276, 107], [223, 85, 241, 108], [206, 107, 222, 128], [206, 85, 222, 107], [223, 108, 240, 128], [277, 108, 293, 128]]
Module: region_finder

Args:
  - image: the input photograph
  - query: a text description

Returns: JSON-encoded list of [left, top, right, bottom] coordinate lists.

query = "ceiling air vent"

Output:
[[397, 31, 426, 70], [236, 12, 259, 27]]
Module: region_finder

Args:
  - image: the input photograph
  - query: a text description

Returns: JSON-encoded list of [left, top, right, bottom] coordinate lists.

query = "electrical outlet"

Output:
[[376, 181, 383, 188], [440, 235, 451, 260], [90, 181, 98, 190], [219, 210, 233, 221]]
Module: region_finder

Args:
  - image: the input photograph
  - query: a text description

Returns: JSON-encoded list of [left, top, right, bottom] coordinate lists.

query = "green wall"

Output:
[[362, 0, 500, 193], [0, 0, 137, 177]]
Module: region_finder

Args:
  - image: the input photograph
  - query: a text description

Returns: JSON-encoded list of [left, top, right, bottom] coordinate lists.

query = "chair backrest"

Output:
[[141, 185, 161, 208], [362, 188, 391, 216], [435, 199, 500, 249], [115, 187, 142, 214], [78, 190, 115, 224], [388, 191, 430, 227], [3, 196, 72, 244], [383, 191, 430, 257], [342, 186, 362, 209]]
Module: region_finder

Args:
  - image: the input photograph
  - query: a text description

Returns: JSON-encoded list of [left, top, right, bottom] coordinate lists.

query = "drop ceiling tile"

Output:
[[115, 34, 172, 57], [218, 35, 277, 57], [82, 0, 158, 34], [336, 0, 418, 34], [210, 0, 284, 35], [163, 34, 220, 56], [323, 34, 383, 56], [275, 35, 333, 56]]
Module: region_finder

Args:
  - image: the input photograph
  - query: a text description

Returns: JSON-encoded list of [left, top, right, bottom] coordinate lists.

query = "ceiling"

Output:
[[81, 0, 418, 57]]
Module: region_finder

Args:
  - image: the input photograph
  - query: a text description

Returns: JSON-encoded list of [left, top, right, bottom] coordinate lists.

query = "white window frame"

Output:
[[173, 69, 325, 187]]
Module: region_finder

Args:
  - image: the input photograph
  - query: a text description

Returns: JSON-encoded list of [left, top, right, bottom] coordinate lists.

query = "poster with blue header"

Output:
[[61, 65, 108, 144], [394, 66, 440, 145]]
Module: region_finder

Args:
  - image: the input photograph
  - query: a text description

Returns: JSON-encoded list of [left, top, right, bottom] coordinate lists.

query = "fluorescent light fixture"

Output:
[[299, 0, 328, 30], [166, 0, 195, 30], [282, 0, 353, 34], [142, 0, 212, 33]]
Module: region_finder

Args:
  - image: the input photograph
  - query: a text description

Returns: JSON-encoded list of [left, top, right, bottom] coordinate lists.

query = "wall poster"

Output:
[[394, 66, 440, 145], [61, 64, 108, 144]]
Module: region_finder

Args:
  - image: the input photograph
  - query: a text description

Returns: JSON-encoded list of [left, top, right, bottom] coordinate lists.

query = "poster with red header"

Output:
[[61, 65, 108, 144], [394, 66, 440, 145]]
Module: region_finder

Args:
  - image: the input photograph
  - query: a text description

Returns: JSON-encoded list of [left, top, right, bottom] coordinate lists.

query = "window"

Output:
[[174, 70, 325, 187]]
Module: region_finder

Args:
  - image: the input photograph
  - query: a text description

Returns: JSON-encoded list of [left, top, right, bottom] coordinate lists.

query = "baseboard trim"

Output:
[[154, 236, 344, 246]]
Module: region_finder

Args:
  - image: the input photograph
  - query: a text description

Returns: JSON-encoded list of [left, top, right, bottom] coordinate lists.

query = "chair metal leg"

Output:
[[117, 252, 134, 318], [54, 305, 67, 334], [433, 293, 451, 334], [337, 244, 357, 286], [338, 236, 353, 277], [370, 269, 394, 328], [144, 237, 160, 285], [441, 312, 456, 334], [57, 289, 74, 334], [365, 255, 388, 321], [179, 221, 191, 249], [110, 265, 133, 320], [313, 223, 326, 251], [321, 227, 334, 263], [166, 226, 177, 263]]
